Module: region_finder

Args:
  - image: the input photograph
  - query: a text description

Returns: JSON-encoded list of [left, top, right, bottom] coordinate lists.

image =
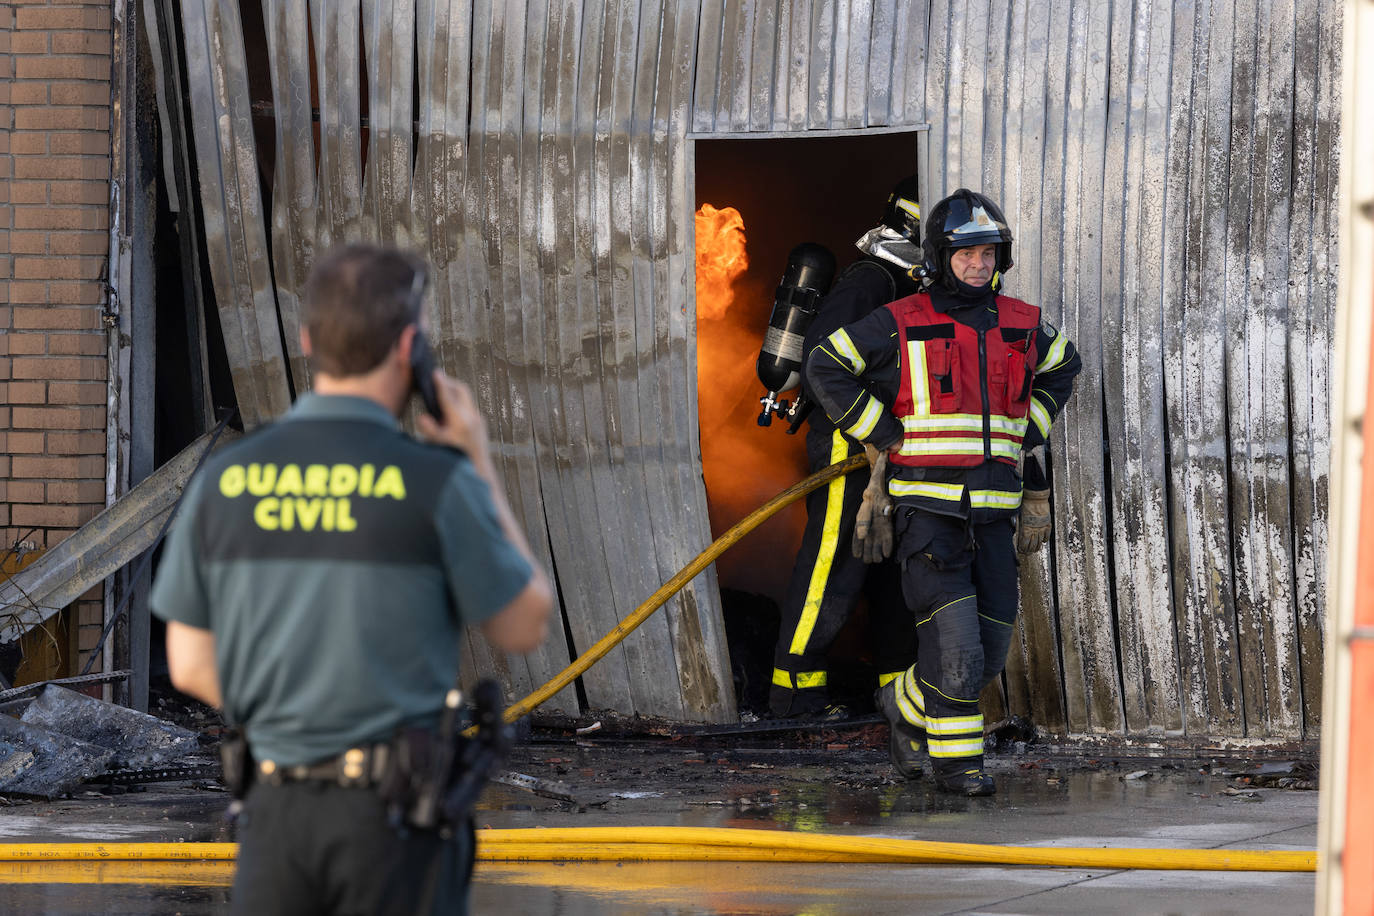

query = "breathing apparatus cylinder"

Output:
[[757, 243, 836, 426]]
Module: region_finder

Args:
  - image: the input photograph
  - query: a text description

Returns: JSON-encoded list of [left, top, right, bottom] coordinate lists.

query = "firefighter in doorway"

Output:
[[805, 189, 1081, 795], [768, 177, 925, 720]]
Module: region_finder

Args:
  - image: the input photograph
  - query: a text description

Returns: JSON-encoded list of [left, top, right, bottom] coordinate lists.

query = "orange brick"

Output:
[[7, 480, 45, 502], [15, 7, 111, 30], [7, 283, 49, 305], [14, 207, 107, 232], [9, 132, 46, 155], [14, 57, 111, 83], [13, 257, 106, 280], [11, 356, 105, 381], [12, 504, 99, 529], [11, 306, 100, 330], [12, 455, 105, 479], [48, 480, 107, 503], [44, 282, 104, 306], [13, 157, 109, 181], [8, 182, 48, 205], [47, 381, 105, 404], [48, 232, 107, 256], [6, 381, 47, 403], [48, 182, 106, 205], [7, 333, 47, 354], [9, 31, 48, 54], [48, 332, 104, 355], [7, 231, 47, 254], [7, 83, 48, 105], [48, 82, 109, 106], [49, 132, 109, 156], [7, 432, 46, 454], [51, 32, 110, 56], [48, 431, 105, 454], [0, 457, 10, 477], [10, 405, 106, 430]]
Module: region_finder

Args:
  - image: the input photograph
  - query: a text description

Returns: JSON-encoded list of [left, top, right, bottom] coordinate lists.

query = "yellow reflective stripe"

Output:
[[844, 396, 885, 440], [888, 480, 964, 501], [877, 671, 903, 687], [901, 440, 985, 456], [925, 714, 985, 735], [827, 328, 866, 374], [772, 667, 828, 689], [1029, 394, 1052, 438], [1036, 331, 1070, 372], [990, 440, 1021, 460], [915, 594, 974, 628], [927, 737, 986, 758], [970, 489, 1022, 510], [894, 675, 929, 730], [907, 340, 932, 416], [789, 432, 851, 655]]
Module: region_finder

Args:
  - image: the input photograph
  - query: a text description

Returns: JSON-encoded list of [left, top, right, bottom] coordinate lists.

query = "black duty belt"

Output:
[[257, 743, 392, 789]]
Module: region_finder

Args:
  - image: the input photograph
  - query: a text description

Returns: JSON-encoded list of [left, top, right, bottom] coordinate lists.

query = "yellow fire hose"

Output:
[[0, 457, 1315, 878], [497, 452, 871, 724], [0, 829, 1315, 871]]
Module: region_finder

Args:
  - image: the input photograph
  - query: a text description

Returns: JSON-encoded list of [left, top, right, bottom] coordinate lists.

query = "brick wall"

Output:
[[0, 0, 113, 673]]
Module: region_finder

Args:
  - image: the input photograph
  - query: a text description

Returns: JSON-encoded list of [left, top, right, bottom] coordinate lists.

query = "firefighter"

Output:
[[151, 244, 553, 913], [768, 177, 925, 720], [805, 189, 1081, 795]]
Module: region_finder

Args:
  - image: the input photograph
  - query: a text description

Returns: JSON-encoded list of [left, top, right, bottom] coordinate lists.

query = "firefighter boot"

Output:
[[874, 684, 924, 779], [933, 760, 996, 797]]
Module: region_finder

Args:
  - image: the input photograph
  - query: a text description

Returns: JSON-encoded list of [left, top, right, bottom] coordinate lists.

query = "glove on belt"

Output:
[[1015, 487, 1052, 554], [853, 444, 893, 564]]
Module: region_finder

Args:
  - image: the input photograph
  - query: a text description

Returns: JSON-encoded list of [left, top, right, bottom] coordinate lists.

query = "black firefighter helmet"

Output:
[[921, 189, 1014, 290]]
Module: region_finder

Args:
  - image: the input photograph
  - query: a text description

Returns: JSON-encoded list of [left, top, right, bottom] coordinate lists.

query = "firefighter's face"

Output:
[[950, 244, 996, 287]]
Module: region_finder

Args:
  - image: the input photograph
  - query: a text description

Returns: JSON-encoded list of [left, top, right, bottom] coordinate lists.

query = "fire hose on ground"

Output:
[[0, 457, 1316, 876]]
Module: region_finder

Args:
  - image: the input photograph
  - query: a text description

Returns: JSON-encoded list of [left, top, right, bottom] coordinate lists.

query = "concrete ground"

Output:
[[0, 727, 1319, 915]]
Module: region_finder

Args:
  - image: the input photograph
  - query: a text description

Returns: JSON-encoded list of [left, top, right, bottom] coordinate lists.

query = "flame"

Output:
[[695, 204, 749, 320], [694, 203, 809, 607]]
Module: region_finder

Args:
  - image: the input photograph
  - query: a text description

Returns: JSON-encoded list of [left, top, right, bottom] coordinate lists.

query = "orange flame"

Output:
[[695, 204, 749, 320], [694, 203, 809, 607]]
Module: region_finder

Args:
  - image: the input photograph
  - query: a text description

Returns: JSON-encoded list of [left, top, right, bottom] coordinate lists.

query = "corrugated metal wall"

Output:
[[173, 0, 1337, 738]]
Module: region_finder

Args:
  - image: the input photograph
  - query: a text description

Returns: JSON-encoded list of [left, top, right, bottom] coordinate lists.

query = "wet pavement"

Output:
[[0, 731, 1319, 915]]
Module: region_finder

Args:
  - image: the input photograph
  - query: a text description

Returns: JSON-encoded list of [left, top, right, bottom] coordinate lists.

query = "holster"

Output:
[[219, 728, 254, 799]]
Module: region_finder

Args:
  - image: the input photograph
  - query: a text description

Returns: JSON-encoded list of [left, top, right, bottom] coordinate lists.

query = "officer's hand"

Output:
[[416, 370, 490, 458], [1015, 488, 1052, 554]]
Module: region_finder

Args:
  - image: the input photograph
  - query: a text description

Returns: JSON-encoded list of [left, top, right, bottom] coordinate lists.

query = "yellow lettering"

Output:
[[253, 498, 279, 530], [304, 465, 329, 496], [323, 498, 335, 530], [373, 466, 406, 500], [336, 498, 358, 532], [294, 498, 323, 531], [279, 498, 295, 530], [329, 464, 358, 497], [247, 464, 278, 497], [274, 464, 303, 497], [219, 465, 246, 498], [359, 464, 375, 497]]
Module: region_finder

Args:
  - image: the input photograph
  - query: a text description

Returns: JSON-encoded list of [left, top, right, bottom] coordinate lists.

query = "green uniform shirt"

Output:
[[150, 394, 534, 767]]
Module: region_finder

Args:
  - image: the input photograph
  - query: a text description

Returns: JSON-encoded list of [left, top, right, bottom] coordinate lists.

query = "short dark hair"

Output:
[[301, 244, 427, 377]]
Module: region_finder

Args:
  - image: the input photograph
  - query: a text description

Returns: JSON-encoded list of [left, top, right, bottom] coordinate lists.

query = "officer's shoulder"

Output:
[[834, 260, 897, 297]]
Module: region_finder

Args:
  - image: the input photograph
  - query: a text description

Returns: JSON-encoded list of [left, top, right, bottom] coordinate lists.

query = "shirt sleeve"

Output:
[[804, 306, 904, 451], [1024, 319, 1082, 450], [149, 474, 213, 630], [433, 458, 535, 628]]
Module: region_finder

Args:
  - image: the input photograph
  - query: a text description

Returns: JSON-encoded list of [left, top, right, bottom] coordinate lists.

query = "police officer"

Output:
[[151, 244, 553, 913], [769, 177, 924, 720], [806, 189, 1081, 795]]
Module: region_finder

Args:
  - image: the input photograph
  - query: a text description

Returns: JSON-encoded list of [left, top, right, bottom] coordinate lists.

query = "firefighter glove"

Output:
[[853, 445, 894, 563], [1016, 487, 1052, 554]]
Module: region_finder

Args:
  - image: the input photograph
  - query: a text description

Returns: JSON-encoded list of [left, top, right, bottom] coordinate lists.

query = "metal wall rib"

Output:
[[175, 0, 1337, 736]]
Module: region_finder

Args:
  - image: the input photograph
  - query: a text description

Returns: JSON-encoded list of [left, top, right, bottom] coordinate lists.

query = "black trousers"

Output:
[[231, 781, 473, 916], [770, 429, 916, 717], [892, 511, 1018, 771]]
